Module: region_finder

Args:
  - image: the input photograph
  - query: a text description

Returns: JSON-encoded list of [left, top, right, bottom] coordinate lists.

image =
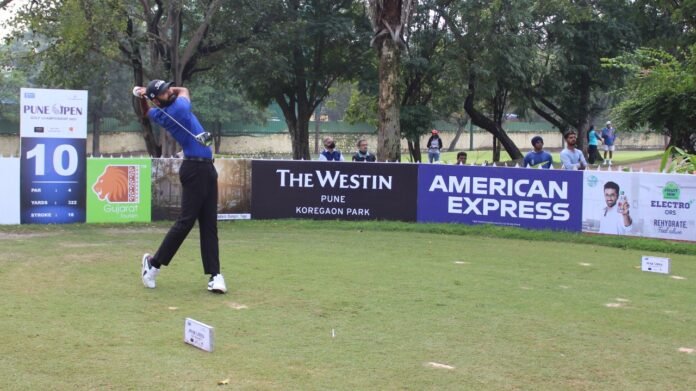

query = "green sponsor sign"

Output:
[[86, 158, 151, 223], [662, 181, 680, 200]]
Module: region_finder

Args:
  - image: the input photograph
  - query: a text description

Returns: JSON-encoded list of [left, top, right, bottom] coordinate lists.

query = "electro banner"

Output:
[[582, 171, 696, 241], [251, 160, 418, 221], [417, 165, 583, 231], [19, 88, 88, 224], [0, 158, 20, 225], [86, 158, 152, 223]]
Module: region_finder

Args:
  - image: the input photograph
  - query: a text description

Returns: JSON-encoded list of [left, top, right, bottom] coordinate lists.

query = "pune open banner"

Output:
[[86, 158, 152, 223], [19, 88, 88, 224], [582, 170, 696, 241], [251, 160, 418, 221], [0, 158, 20, 225], [417, 165, 583, 231]]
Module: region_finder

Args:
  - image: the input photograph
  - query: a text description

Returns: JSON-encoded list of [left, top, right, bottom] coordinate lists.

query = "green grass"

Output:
[[1, 220, 694, 390], [438, 150, 662, 166]]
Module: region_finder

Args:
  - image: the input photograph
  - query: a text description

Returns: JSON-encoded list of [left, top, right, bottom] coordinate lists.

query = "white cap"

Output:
[[606, 121, 611, 125]]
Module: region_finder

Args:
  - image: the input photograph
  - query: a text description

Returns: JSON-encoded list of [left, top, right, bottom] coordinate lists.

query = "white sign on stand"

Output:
[[184, 318, 215, 352], [641, 256, 671, 274]]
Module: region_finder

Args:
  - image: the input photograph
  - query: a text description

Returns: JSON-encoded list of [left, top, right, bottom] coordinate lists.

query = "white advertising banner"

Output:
[[20, 88, 88, 138], [0, 157, 21, 225], [637, 173, 696, 241], [20, 88, 88, 224], [583, 170, 696, 241]]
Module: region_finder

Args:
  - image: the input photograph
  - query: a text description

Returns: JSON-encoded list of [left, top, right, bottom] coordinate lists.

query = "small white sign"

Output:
[[217, 213, 251, 220], [641, 256, 671, 274], [184, 318, 215, 352]]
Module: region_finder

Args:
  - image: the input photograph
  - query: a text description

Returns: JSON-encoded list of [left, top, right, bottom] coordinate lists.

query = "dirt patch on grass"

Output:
[[226, 302, 248, 310], [103, 227, 168, 235], [426, 362, 455, 370], [0, 232, 60, 240]]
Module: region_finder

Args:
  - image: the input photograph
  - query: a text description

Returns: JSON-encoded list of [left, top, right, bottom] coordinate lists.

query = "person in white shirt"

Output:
[[599, 181, 633, 235], [560, 130, 588, 170]]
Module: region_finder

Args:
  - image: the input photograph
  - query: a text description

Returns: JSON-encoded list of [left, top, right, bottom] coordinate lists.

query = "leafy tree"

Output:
[[188, 67, 267, 154], [368, 0, 416, 161], [399, 4, 449, 162], [230, 0, 372, 160], [435, 0, 531, 161], [7, 0, 237, 157], [524, 0, 641, 150], [604, 46, 696, 153]]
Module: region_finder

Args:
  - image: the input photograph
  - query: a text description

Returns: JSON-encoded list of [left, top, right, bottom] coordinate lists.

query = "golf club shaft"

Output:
[[151, 105, 201, 141]]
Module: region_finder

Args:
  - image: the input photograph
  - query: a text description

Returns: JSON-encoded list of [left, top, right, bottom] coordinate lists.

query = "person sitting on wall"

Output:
[[352, 139, 376, 162], [560, 130, 587, 170], [455, 151, 467, 165], [523, 136, 553, 168], [318, 136, 345, 161]]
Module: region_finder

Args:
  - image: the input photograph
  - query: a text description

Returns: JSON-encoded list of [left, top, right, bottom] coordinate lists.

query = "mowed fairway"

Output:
[[1, 221, 694, 390]]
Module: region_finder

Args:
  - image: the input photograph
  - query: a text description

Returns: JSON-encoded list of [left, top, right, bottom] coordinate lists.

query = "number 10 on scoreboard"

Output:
[[20, 138, 86, 224]]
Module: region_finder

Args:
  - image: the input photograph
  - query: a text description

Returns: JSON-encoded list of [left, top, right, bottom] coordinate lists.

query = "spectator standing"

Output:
[[587, 125, 600, 164], [318, 136, 345, 161], [523, 136, 553, 168], [560, 130, 587, 170], [601, 121, 617, 165], [426, 130, 443, 163], [352, 139, 376, 162]]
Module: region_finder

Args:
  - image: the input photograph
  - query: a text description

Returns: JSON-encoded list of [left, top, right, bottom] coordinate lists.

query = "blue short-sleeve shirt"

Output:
[[148, 97, 212, 159]]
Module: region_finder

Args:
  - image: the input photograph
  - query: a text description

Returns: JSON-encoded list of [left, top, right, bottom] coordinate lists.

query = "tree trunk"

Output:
[[377, 38, 401, 162], [407, 138, 422, 162], [91, 111, 100, 157], [213, 121, 222, 154], [575, 71, 591, 153], [288, 120, 311, 160], [464, 73, 522, 160], [126, 17, 161, 157], [447, 117, 468, 151], [493, 135, 500, 162]]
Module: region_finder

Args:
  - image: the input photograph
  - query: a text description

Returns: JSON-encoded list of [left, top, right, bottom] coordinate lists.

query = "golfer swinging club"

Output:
[[132, 80, 227, 293]]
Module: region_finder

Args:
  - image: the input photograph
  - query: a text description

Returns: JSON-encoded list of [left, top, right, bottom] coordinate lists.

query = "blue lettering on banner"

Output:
[[417, 165, 583, 231]]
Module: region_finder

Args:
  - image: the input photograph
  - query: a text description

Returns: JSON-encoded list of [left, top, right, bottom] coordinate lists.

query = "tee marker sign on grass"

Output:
[[184, 318, 215, 352], [641, 256, 671, 275]]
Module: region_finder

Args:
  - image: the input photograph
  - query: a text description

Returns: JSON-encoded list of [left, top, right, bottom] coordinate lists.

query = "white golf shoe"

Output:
[[208, 274, 227, 294], [141, 253, 160, 289]]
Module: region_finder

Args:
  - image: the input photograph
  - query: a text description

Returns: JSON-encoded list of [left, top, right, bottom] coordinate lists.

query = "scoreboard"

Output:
[[20, 88, 88, 224]]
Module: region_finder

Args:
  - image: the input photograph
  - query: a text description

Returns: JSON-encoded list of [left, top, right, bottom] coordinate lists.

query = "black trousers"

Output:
[[588, 145, 598, 164], [152, 160, 220, 275]]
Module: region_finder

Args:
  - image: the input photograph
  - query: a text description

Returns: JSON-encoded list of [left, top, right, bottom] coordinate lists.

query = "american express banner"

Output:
[[583, 171, 696, 241], [417, 165, 583, 231], [251, 160, 418, 221]]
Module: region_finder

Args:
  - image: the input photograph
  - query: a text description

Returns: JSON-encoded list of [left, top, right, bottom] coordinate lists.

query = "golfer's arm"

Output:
[[171, 87, 190, 100]]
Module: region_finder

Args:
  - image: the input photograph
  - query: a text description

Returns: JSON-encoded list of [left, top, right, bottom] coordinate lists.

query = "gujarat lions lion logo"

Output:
[[92, 165, 139, 203]]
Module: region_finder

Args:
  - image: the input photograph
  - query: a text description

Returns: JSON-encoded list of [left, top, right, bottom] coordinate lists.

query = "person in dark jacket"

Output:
[[426, 129, 443, 163], [352, 139, 376, 162], [318, 136, 344, 161]]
